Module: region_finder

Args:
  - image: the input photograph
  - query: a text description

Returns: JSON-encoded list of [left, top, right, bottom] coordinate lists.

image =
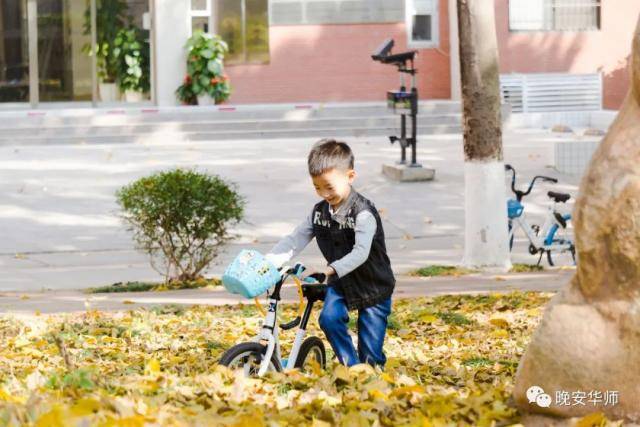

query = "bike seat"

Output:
[[547, 191, 570, 203], [301, 283, 327, 302]]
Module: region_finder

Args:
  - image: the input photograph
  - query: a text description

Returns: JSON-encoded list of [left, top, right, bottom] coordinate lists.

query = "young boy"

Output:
[[266, 139, 395, 367]]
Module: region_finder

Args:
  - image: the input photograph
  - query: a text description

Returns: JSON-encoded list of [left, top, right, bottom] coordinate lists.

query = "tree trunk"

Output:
[[457, 0, 510, 270], [513, 15, 640, 423]]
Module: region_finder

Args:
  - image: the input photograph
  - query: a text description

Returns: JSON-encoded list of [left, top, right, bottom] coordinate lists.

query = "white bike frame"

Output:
[[254, 269, 308, 376], [509, 202, 572, 253]]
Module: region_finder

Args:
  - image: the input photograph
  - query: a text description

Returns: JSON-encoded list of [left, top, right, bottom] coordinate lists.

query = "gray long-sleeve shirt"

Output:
[[265, 205, 377, 278]]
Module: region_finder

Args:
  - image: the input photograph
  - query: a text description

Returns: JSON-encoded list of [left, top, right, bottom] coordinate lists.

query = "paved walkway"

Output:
[[0, 270, 572, 316], [0, 128, 582, 292]]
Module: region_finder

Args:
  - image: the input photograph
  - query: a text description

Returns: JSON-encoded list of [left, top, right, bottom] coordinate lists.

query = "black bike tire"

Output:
[[219, 342, 282, 373], [508, 222, 514, 251], [294, 336, 326, 371]]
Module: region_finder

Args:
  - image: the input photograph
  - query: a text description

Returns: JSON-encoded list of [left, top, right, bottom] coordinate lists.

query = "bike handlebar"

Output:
[[505, 164, 557, 201], [280, 264, 326, 284], [272, 264, 326, 331], [303, 272, 326, 284]]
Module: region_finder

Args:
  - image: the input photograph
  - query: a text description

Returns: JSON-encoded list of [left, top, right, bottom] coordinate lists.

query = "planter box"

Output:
[[99, 82, 119, 102], [197, 94, 216, 106], [124, 90, 144, 103]]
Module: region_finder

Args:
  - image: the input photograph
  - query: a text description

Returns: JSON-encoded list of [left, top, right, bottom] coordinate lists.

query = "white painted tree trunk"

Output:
[[457, 0, 511, 271], [462, 160, 511, 271]]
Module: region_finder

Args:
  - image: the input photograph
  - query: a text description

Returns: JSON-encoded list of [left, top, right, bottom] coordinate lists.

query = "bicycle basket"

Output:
[[507, 199, 524, 219], [222, 250, 280, 299]]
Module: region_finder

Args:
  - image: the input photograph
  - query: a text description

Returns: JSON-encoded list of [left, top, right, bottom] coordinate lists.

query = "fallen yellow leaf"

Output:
[[489, 316, 510, 328], [389, 385, 425, 397], [145, 358, 161, 376]]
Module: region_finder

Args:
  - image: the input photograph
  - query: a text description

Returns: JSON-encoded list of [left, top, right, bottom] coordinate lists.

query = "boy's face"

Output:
[[312, 168, 356, 208]]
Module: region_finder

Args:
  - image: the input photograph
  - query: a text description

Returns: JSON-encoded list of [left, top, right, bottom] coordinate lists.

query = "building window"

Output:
[[214, 0, 269, 64], [190, 0, 211, 34], [269, 0, 404, 25], [406, 0, 438, 48], [509, 0, 601, 32]]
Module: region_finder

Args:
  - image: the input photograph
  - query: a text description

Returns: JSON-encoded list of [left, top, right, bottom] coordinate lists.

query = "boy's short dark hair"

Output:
[[308, 139, 354, 176]]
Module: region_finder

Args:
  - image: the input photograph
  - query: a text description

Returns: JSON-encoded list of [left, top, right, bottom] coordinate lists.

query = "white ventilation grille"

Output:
[[500, 73, 602, 113]]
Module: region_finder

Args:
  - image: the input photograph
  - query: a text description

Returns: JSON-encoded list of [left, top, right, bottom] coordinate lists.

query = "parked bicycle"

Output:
[[505, 164, 575, 266], [219, 251, 327, 377]]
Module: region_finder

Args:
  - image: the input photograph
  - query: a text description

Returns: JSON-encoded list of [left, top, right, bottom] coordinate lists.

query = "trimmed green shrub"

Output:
[[116, 169, 244, 282]]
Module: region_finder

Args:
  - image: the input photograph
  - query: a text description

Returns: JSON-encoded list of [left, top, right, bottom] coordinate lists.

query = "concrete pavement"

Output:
[[0, 127, 582, 292]]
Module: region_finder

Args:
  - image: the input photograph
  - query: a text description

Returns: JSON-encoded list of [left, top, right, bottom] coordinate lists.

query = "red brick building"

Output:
[[1, 0, 636, 109], [211, 0, 640, 110]]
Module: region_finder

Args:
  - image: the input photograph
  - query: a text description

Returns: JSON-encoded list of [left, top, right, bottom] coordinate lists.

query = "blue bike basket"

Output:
[[507, 199, 524, 219], [222, 250, 280, 299]]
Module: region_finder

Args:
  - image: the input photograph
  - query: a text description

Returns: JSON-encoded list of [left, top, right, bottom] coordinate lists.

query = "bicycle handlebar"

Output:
[[505, 164, 557, 201], [271, 264, 326, 331], [280, 264, 326, 284], [303, 272, 326, 284]]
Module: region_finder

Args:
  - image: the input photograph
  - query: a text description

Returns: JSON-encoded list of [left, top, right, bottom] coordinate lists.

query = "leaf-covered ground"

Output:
[[0, 292, 619, 426]]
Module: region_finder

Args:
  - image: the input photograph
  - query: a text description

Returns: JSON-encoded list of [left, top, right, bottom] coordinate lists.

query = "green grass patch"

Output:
[[386, 314, 402, 331], [150, 304, 186, 316], [437, 311, 472, 326], [409, 265, 476, 277], [462, 357, 493, 367], [239, 305, 258, 318], [510, 263, 544, 273], [205, 340, 226, 352], [347, 317, 357, 331], [87, 277, 221, 294], [410, 263, 544, 277]]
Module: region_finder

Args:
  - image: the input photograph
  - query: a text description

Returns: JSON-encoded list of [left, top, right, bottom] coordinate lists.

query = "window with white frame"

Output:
[[509, 0, 601, 31], [190, 0, 211, 34], [406, 0, 438, 48]]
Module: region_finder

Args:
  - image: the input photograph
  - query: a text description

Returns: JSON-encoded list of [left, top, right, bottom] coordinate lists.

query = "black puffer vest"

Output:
[[312, 190, 395, 310]]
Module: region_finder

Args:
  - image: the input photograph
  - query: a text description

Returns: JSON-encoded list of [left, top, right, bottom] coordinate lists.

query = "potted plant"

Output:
[[113, 27, 150, 102], [176, 30, 231, 106], [82, 0, 129, 102], [176, 75, 197, 105]]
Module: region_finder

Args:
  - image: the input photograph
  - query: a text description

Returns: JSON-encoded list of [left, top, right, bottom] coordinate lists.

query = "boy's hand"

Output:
[[324, 266, 336, 278], [303, 266, 335, 280]]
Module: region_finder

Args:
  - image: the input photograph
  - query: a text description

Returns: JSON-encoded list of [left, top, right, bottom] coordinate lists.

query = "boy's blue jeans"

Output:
[[318, 285, 392, 367]]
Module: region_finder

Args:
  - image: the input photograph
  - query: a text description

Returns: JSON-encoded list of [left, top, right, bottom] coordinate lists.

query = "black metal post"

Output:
[[400, 111, 407, 165], [410, 87, 418, 166], [371, 40, 421, 167]]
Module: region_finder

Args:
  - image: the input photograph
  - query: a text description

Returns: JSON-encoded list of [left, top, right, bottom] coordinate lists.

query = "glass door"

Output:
[[0, 0, 29, 103], [95, 0, 151, 104], [1, 0, 152, 106], [37, 0, 92, 102]]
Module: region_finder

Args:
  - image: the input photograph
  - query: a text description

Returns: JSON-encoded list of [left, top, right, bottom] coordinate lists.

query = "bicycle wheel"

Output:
[[294, 336, 326, 372], [545, 215, 576, 267], [508, 221, 514, 251], [547, 242, 576, 267], [219, 342, 282, 376]]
